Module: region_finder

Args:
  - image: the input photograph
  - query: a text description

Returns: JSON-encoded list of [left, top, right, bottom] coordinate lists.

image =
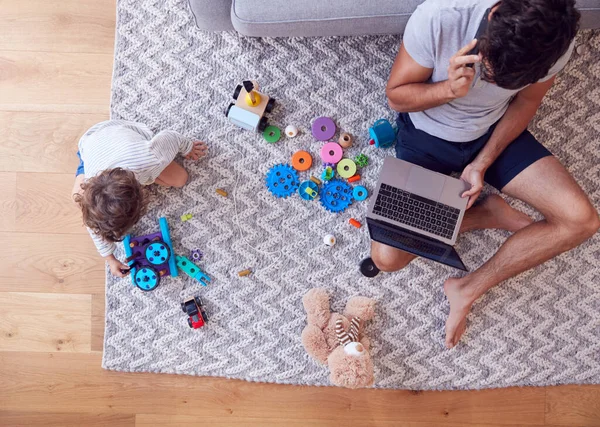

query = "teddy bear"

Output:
[[301, 288, 376, 389]]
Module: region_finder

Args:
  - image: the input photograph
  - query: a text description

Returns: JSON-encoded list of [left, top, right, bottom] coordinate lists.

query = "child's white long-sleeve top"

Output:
[[78, 120, 193, 257]]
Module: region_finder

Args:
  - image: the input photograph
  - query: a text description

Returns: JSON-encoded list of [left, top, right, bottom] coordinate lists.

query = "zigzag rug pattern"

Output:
[[103, 0, 600, 389]]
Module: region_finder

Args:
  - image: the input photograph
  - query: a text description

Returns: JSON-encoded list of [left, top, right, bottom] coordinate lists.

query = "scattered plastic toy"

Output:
[[337, 159, 357, 179], [226, 80, 275, 132], [238, 269, 252, 277], [310, 176, 322, 186], [348, 175, 360, 183], [181, 213, 193, 222], [312, 117, 336, 141], [190, 248, 203, 262], [263, 125, 281, 143], [355, 154, 369, 168], [216, 188, 228, 197], [321, 166, 334, 182], [368, 119, 396, 148], [291, 150, 313, 171], [181, 296, 208, 329], [285, 125, 299, 137], [266, 164, 300, 198], [352, 185, 368, 201], [349, 218, 362, 228], [299, 180, 319, 200], [320, 179, 353, 213], [360, 257, 380, 278], [338, 132, 353, 148], [320, 141, 344, 165], [323, 234, 336, 246], [123, 217, 178, 291], [176, 255, 211, 286]]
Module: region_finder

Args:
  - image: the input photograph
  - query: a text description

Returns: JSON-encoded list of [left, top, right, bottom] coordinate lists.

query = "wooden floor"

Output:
[[1, 1, 599, 426]]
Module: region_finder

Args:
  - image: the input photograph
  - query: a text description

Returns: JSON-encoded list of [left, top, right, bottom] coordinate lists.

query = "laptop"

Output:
[[366, 157, 470, 271]]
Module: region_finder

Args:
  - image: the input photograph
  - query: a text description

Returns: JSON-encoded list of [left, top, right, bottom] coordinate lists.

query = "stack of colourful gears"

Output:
[[320, 179, 354, 213]]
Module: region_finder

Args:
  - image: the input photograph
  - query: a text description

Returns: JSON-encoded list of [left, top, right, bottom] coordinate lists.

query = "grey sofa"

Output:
[[189, 0, 600, 36]]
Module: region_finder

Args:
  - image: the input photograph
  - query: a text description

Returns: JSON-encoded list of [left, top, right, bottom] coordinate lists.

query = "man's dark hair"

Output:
[[479, 0, 580, 90]]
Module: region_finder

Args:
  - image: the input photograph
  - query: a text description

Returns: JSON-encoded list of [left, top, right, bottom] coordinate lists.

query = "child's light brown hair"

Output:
[[74, 168, 148, 242]]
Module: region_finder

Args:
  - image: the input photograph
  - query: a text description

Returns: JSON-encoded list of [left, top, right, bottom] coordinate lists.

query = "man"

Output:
[[373, 0, 600, 348]]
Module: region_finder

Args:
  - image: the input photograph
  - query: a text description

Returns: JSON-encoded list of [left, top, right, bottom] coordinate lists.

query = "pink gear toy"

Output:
[[320, 142, 343, 165]]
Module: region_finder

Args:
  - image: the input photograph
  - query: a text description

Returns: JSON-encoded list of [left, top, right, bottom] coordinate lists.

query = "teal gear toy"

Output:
[[321, 166, 334, 182], [353, 185, 368, 201], [320, 179, 353, 213], [134, 267, 160, 291], [355, 154, 369, 168], [299, 180, 319, 200], [145, 241, 170, 265], [266, 163, 300, 198]]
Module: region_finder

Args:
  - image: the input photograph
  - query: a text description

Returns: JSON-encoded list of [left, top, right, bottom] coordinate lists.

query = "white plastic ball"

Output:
[[285, 125, 299, 138], [323, 234, 336, 246]]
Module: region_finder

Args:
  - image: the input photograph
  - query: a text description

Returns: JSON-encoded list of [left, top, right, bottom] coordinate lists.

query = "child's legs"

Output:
[[155, 161, 188, 188]]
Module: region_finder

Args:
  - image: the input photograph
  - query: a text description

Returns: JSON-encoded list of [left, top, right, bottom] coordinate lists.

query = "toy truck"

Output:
[[226, 80, 275, 132], [181, 296, 208, 329]]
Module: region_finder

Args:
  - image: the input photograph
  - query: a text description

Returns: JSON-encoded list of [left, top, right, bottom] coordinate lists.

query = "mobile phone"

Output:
[[466, 8, 491, 68]]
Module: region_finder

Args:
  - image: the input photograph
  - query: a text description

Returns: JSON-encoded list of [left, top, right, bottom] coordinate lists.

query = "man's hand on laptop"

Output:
[[460, 162, 485, 209], [446, 39, 480, 99]]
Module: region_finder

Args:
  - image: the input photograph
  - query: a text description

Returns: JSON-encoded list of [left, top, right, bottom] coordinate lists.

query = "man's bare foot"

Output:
[[473, 195, 533, 232], [443, 277, 474, 349]]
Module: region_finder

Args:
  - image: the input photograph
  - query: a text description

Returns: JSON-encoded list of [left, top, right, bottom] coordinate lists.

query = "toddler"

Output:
[[72, 120, 207, 277]]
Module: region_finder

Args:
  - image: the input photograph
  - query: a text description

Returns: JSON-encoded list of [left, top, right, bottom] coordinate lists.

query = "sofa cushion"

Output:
[[231, 0, 425, 37], [230, 0, 600, 37]]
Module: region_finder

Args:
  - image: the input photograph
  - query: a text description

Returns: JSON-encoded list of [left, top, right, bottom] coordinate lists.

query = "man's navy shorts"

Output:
[[394, 112, 552, 191]]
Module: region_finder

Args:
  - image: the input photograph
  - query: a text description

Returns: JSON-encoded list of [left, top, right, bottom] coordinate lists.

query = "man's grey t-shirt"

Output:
[[403, 0, 574, 143]]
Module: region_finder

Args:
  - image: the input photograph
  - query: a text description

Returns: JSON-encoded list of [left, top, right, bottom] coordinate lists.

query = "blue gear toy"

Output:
[[320, 179, 353, 213], [266, 164, 300, 198], [299, 180, 319, 200]]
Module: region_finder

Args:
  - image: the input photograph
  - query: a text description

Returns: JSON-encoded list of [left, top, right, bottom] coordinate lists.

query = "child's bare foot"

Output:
[[185, 140, 208, 161]]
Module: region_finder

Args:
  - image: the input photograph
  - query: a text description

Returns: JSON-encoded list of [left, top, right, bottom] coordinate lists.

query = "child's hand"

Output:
[[106, 255, 131, 278], [185, 141, 208, 161]]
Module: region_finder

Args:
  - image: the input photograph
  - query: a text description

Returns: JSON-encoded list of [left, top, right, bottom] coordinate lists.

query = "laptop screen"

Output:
[[367, 218, 467, 271]]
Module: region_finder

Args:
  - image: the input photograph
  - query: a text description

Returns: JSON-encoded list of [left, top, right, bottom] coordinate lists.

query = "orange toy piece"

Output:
[[291, 150, 313, 171], [347, 175, 360, 183], [349, 218, 362, 228]]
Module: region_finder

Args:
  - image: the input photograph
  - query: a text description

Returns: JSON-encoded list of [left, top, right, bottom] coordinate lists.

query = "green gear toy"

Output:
[[355, 154, 369, 168]]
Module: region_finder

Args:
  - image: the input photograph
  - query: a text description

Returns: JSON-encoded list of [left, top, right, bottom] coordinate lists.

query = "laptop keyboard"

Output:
[[373, 183, 460, 240]]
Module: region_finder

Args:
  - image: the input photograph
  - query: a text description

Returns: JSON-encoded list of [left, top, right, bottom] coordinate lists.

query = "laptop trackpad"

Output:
[[405, 166, 445, 201]]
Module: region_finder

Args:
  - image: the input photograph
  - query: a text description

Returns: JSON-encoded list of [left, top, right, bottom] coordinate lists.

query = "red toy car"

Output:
[[181, 296, 208, 329]]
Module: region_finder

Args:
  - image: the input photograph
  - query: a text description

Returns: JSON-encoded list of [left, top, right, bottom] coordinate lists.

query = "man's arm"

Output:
[[460, 76, 556, 207], [386, 40, 480, 112]]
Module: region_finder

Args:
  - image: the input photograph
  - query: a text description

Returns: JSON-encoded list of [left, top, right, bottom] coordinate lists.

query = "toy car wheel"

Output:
[[187, 318, 193, 328], [225, 102, 234, 117], [265, 98, 276, 113], [194, 297, 204, 307], [258, 117, 268, 132], [145, 240, 171, 265], [181, 302, 187, 313], [201, 310, 209, 322], [134, 266, 160, 291], [233, 84, 242, 100]]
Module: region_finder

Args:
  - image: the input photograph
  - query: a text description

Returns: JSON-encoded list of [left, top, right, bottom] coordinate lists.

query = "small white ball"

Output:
[[285, 125, 299, 138], [323, 234, 336, 246]]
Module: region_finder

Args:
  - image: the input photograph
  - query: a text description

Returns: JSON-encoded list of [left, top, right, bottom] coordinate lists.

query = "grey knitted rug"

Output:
[[103, 0, 600, 390]]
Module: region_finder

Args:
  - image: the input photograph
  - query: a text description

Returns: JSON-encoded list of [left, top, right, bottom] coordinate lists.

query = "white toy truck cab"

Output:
[[226, 80, 275, 132]]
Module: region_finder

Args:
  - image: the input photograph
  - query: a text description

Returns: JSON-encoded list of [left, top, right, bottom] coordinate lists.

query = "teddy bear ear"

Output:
[[344, 297, 376, 322], [303, 288, 331, 329]]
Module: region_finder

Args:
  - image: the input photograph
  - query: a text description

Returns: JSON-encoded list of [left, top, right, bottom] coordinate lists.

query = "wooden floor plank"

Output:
[[0, 411, 134, 427], [0, 352, 546, 425], [0, 51, 112, 114], [0, 232, 105, 294], [0, 172, 16, 231], [136, 414, 535, 427], [0, 111, 107, 173], [91, 294, 105, 352], [15, 172, 86, 234], [0, 0, 116, 54], [545, 385, 600, 426], [0, 292, 91, 353]]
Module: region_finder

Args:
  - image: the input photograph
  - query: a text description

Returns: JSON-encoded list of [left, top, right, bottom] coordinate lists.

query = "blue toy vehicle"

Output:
[[123, 217, 178, 291]]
